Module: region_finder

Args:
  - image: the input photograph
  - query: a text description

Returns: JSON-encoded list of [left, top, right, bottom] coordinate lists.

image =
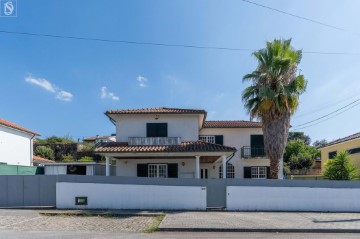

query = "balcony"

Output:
[[128, 137, 181, 146], [241, 146, 266, 159]]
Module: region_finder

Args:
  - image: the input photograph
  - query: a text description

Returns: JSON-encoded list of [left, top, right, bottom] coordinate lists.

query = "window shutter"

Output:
[[167, 163, 178, 178], [158, 123, 168, 137], [266, 167, 270, 179], [147, 123, 156, 137], [215, 135, 224, 145], [244, 167, 251, 178], [137, 164, 148, 177], [251, 135, 264, 157], [146, 123, 168, 137]]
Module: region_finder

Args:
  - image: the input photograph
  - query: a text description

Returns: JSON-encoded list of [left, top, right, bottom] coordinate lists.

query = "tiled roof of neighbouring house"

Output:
[[106, 107, 207, 115], [0, 118, 39, 135], [95, 141, 236, 153], [319, 132, 360, 149], [33, 155, 54, 163], [203, 120, 262, 128]]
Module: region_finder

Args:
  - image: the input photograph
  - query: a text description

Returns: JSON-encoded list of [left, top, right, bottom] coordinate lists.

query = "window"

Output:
[[251, 166, 267, 179], [147, 123, 168, 137], [348, 147, 360, 155], [148, 164, 167, 178], [328, 151, 337, 159], [200, 136, 215, 143], [250, 135, 265, 157], [199, 135, 223, 145], [219, 163, 235, 178]]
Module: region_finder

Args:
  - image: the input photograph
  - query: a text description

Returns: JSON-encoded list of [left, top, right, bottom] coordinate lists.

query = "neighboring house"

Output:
[[0, 119, 39, 166], [318, 132, 360, 169], [83, 135, 116, 145], [95, 107, 270, 179], [32, 155, 54, 166]]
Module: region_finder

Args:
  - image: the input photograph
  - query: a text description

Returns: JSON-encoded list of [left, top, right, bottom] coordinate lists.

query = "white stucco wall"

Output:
[[112, 114, 200, 142], [227, 186, 360, 212], [199, 128, 270, 178], [0, 125, 33, 166], [56, 182, 207, 210], [116, 158, 197, 178]]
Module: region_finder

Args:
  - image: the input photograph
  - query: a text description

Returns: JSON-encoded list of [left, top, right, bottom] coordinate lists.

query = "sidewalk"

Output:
[[158, 211, 360, 233]]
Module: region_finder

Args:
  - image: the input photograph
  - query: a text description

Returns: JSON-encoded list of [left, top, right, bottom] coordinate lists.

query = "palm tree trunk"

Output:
[[262, 112, 291, 179]]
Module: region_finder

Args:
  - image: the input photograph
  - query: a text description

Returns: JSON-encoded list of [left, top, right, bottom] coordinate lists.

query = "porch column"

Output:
[[105, 156, 110, 176], [195, 155, 200, 179], [222, 155, 227, 179]]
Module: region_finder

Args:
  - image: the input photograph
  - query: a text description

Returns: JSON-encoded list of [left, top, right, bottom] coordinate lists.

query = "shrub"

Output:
[[78, 156, 94, 162], [34, 146, 55, 160], [324, 150, 358, 180], [62, 154, 74, 162]]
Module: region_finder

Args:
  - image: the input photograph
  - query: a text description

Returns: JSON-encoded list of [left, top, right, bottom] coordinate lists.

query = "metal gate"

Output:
[[206, 180, 226, 209]]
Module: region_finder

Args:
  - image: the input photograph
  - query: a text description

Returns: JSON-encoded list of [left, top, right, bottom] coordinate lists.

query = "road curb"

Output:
[[158, 228, 360, 233], [40, 210, 164, 217]]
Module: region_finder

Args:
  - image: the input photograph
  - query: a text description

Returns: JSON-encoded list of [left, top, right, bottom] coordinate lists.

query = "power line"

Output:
[[294, 92, 360, 119], [0, 30, 253, 52], [292, 98, 360, 127], [292, 101, 360, 131], [0, 29, 359, 55], [240, 0, 349, 33]]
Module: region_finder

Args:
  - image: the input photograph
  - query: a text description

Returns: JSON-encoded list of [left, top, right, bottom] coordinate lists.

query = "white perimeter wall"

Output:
[[56, 182, 207, 210], [227, 186, 360, 212], [112, 114, 200, 142], [0, 125, 32, 166], [200, 128, 270, 178]]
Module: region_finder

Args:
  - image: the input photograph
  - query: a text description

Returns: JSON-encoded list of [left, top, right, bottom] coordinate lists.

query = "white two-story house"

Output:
[[0, 118, 39, 166], [95, 107, 270, 179]]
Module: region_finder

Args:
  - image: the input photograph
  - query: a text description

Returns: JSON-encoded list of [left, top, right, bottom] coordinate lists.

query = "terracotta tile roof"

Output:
[[0, 119, 39, 135], [319, 132, 360, 149], [106, 107, 207, 115], [203, 120, 262, 128], [33, 155, 54, 163], [95, 141, 236, 153]]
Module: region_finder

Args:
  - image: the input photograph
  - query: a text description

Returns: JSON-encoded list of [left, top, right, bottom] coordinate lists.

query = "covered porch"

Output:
[[95, 141, 236, 179]]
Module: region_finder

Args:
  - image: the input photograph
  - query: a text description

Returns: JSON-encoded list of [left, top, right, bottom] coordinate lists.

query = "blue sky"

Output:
[[1, 0, 360, 143]]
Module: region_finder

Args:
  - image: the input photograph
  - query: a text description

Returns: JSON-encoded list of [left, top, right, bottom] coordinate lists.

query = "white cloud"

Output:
[[56, 90, 73, 102], [101, 86, 119, 101], [25, 76, 56, 93], [136, 75, 148, 87], [25, 75, 73, 102]]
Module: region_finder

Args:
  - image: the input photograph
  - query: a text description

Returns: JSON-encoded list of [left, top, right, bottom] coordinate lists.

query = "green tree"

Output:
[[36, 135, 75, 144], [324, 150, 358, 180], [313, 139, 328, 148], [288, 132, 311, 145], [284, 140, 319, 170], [242, 39, 307, 179], [34, 146, 55, 160]]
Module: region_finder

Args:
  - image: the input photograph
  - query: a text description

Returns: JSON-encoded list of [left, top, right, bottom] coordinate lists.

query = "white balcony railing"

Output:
[[128, 137, 181, 146]]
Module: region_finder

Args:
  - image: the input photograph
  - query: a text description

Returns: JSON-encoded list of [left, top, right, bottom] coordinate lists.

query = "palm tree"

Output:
[[242, 39, 307, 179]]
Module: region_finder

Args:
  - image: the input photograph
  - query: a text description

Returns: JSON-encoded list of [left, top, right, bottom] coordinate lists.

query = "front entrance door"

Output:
[[201, 168, 208, 179]]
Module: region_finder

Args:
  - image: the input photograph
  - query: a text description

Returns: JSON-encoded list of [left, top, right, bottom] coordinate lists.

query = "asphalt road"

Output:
[[0, 231, 359, 239]]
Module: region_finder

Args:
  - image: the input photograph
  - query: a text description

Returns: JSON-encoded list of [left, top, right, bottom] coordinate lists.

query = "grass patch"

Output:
[[144, 215, 165, 233]]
